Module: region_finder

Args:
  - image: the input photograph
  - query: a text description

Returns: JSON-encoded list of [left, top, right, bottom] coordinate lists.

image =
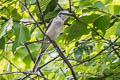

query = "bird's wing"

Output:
[[46, 19, 53, 31], [40, 19, 54, 52], [40, 37, 50, 53]]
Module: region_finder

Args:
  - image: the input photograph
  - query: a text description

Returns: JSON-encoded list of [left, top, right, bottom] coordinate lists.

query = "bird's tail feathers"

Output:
[[32, 40, 50, 72]]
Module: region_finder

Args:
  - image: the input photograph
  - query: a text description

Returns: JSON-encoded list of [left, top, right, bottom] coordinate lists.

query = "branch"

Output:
[[3, 56, 32, 79], [0, 15, 43, 24], [3, 56, 21, 71], [38, 56, 59, 70], [0, 71, 28, 75], [69, 0, 72, 12], [51, 40, 77, 80], [74, 46, 109, 66], [24, 43, 35, 62], [36, 0, 47, 28], [54, 0, 64, 10], [112, 46, 120, 59], [110, 14, 120, 19]]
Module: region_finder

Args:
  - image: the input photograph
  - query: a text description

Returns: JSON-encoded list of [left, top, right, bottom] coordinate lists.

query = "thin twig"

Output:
[[60, 67, 67, 77], [24, 43, 35, 62], [112, 46, 120, 59], [51, 40, 77, 80], [0, 71, 28, 75], [69, 0, 72, 12], [3, 56, 32, 79], [36, 0, 47, 28], [74, 46, 109, 66], [3, 56, 21, 71], [54, 0, 64, 10], [38, 56, 59, 70]]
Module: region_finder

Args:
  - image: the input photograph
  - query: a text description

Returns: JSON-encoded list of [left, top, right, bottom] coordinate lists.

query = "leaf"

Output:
[[12, 24, 30, 52], [39, 0, 51, 11], [94, 1, 105, 10], [65, 20, 89, 44], [84, 47, 90, 55], [115, 22, 120, 36], [26, 0, 36, 4], [64, 14, 99, 43], [0, 37, 5, 49], [44, 0, 58, 15], [114, 5, 120, 14], [80, 13, 100, 24], [0, 19, 13, 39], [92, 15, 110, 38], [45, 12, 57, 20], [74, 48, 83, 60]]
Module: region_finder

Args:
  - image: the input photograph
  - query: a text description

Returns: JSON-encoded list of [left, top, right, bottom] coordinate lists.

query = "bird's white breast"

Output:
[[46, 17, 64, 40]]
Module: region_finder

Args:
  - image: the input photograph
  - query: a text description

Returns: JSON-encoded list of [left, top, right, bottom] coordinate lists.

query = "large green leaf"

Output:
[[114, 5, 120, 14], [44, 0, 58, 15], [65, 14, 99, 43], [0, 37, 5, 49], [0, 19, 13, 39], [92, 14, 110, 38], [39, 0, 51, 11], [12, 24, 30, 52], [74, 48, 83, 60], [93, 1, 105, 10], [65, 19, 89, 43], [115, 22, 120, 36]]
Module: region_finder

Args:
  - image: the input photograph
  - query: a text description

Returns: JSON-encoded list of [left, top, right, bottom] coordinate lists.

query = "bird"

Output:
[[32, 10, 73, 72]]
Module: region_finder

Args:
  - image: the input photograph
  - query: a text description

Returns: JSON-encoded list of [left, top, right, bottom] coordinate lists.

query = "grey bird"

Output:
[[32, 10, 73, 72]]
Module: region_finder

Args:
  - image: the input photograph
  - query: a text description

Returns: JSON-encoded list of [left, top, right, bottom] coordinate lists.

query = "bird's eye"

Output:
[[59, 14, 62, 17]]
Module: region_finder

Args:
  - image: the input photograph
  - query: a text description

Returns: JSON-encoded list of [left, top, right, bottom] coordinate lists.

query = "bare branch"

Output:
[[69, 0, 72, 12], [0, 71, 28, 75], [36, 0, 47, 28], [38, 56, 59, 70], [24, 43, 35, 62]]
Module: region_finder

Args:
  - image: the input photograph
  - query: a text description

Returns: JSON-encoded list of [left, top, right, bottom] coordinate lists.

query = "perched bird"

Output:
[[32, 10, 73, 72]]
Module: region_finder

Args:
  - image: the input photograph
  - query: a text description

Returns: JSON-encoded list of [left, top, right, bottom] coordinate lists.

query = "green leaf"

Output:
[[74, 48, 83, 60], [26, 0, 36, 4], [84, 47, 90, 55], [92, 15, 110, 38], [0, 37, 5, 49], [39, 0, 51, 11], [66, 20, 89, 43], [12, 24, 30, 52], [44, 0, 58, 15], [114, 5, 120, 14], [64, 13, 100, 43], [105, 0, 113, 4], [115, 22, 120, 36], [80, 13, 100, 24], [45, 12, 57, 20], [0, 19, 13, 39], [94, 1, 105, 10]]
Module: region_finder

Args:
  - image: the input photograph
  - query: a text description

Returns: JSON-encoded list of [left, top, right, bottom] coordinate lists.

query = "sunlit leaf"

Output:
[[0, 37, 5, 49], [92, 14, 110, 38], [74, 48, 83, 60], [115, 22, 120, 36], [94, 1, 105, 10], [44, 0, 58, 15], [65, 19, 89, 43], [0, 19, 13, 39], [12, 23, 30, 52]]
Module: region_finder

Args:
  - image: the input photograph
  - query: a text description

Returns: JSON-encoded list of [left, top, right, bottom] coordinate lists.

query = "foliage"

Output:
[[0, 0, 120, 80]]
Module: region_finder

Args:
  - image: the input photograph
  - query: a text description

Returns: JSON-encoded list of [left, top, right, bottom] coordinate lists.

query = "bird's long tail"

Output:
[[32, 38, 50, 72]]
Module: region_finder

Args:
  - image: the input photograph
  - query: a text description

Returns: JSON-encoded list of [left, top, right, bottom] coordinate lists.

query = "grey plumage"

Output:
[[32, 10, 72, 72]]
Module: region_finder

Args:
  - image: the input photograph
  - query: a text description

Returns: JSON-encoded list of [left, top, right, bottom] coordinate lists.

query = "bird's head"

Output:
[[58, 10, 73, 21]]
